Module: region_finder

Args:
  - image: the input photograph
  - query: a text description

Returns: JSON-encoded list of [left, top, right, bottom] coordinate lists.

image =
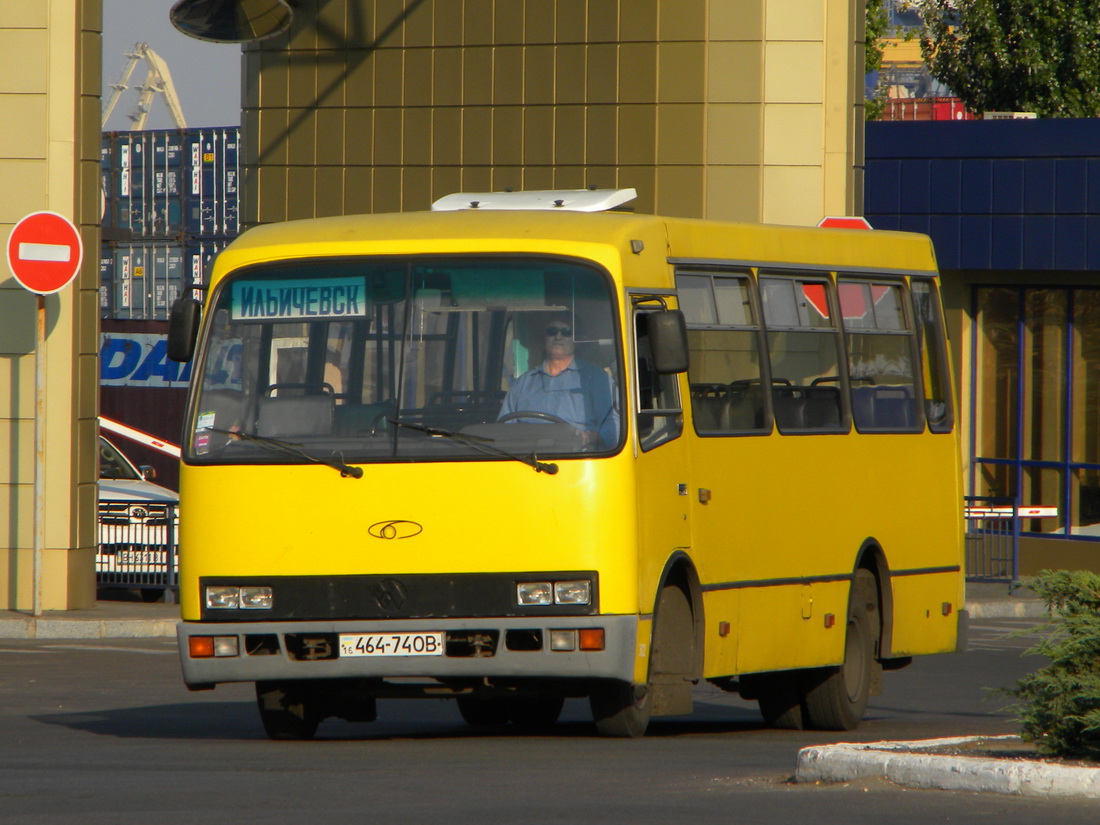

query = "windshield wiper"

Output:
[[208, 428, 363, 478], [388, 419, 559, 475]]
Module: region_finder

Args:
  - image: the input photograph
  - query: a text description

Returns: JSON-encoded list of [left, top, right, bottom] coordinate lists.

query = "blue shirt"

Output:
[[499, 359, 619, 448]]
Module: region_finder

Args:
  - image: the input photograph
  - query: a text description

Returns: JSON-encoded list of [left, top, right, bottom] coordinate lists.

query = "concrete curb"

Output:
[[0, 616, 178, 639], [965, 600, 1048, 620], [796, 736, 1100, 798]]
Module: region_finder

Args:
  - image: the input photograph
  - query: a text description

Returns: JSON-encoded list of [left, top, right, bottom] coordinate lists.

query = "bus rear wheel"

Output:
[[255, 681, 321, 740], [802, 569, 878, 731]]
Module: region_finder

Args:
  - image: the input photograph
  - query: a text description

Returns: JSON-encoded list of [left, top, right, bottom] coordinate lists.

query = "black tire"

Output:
[[590, 583, 694, 737], [506, 696, 565, 730], [755, 673, 804, 730], [456, 696, 510, 727], [590, 679, 652, 738], [802, 569, 878, 731], [255, 681, 321, 740]]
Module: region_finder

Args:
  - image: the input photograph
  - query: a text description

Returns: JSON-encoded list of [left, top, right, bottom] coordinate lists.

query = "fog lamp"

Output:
[[550, 630, 576, 651], [213, 636, 240, 657]]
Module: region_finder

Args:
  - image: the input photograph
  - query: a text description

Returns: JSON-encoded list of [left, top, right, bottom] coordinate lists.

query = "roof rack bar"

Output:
[[431, 188, 637, 213]]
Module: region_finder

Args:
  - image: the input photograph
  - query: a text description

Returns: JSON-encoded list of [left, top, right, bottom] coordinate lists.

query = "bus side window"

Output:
[[838, 280, 922, 433], [760, 276, 847, 433], [635, 310, 683, 451], [911, 278, 954, 432], [676, 272, 769, 434]]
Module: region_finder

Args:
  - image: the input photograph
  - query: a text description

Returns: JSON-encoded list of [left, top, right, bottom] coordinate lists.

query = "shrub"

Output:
[[1008, 569, 1100, 760]]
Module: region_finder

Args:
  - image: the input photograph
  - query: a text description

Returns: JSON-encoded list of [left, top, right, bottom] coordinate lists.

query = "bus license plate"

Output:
[[339, 632, 445, 657]]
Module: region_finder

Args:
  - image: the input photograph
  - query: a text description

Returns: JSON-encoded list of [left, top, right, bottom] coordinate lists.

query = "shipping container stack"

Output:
[[101, 127, 240, 320], [100, 127, 241, 490]]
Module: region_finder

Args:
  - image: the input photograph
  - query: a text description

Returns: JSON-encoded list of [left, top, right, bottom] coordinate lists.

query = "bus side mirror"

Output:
[[647, 310, 689, 374], [167, 297, 202, 363]]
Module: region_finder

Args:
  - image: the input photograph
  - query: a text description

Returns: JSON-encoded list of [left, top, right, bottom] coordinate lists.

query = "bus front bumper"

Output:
[[177, 614, 640, 689]]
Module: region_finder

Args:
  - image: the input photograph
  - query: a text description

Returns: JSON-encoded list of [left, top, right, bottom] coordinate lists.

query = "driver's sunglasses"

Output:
[[545, 325, 573, 337]]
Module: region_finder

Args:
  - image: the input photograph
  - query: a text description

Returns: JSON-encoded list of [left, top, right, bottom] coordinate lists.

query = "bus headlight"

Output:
[[554, 580, 591, 605], [240, 586, 274, 609], [206, 585, 240, 609], [516, 580, 592, 606], [516, 582, 553, 605], [206, 585, 273, 610]]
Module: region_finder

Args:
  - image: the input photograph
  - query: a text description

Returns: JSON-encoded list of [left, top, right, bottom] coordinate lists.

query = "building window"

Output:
[[973, 286, 1100, 539]]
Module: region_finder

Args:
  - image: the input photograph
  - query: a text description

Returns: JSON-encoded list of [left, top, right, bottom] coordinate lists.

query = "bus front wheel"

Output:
[[590, 583, 695, 737], [256, 681, 321, 740]]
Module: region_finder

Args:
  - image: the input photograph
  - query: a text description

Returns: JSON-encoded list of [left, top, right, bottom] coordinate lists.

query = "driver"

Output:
[[498, 317, 619, 449]]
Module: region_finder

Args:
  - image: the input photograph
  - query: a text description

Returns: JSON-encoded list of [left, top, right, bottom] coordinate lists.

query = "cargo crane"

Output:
[[102, 42, 188, 130]]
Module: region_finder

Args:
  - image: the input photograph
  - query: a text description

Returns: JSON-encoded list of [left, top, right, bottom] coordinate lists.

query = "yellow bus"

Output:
[[168, 189, 965, 739]]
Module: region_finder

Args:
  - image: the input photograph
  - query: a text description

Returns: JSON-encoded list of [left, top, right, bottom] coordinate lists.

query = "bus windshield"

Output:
[[186, 257, 622, 466]]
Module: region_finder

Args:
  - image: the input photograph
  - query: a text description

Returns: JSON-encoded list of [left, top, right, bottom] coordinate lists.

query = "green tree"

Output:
[[1008, 569, 1100, 760], [918, 0, 1100, 117], [865, 0, 891, 120]]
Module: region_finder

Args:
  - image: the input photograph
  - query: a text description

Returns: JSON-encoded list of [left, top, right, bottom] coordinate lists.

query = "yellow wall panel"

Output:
[[765, 0, 825, 41], [493, 106, 523, 165], [618, 42, 657, 103], [585, 105, 618, 167], [708, 42, 763, 103], [658, 42, 705, 103], [493, 46, 524, 104], [764, 41, 823, 104], [660, 0, 706, 41], [462, 106, 492, 165], [432, 107, 462, 165], [555, 0, 586, 43], [553, 105, 585, 165], [707, 104, 762, 166], [619, 0, 658, 42], [657, 103, 704, 166], [705, 165, 762, 222], [763, 103, 824, 166], [618, 105, 657, 167]]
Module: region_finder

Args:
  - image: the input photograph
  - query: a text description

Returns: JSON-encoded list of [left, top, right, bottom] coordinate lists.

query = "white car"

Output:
[[97, 436, 179, 576]]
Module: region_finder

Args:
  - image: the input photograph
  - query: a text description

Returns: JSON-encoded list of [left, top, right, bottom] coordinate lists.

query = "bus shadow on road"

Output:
[[31, 697, 774, 742]]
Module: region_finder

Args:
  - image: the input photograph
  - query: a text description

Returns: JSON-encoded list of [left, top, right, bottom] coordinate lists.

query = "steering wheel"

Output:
[[498, 411, 571, 425]]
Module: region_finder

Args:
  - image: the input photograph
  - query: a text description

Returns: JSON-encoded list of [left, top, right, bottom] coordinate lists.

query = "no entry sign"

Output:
[[6, 211, 83, 295], [817, 216, 873, 230]]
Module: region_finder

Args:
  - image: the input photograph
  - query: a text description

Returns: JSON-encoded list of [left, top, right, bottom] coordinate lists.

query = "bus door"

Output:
[[629, 297, 692, 627]]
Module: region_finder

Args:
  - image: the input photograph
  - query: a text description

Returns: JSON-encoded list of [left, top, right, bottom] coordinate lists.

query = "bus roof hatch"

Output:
[[431, 188, 637, 213]]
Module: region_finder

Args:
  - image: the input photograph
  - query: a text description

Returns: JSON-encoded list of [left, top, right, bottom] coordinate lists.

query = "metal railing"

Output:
[[96, 500, 178, 603], [964, 496, 1019, 582]]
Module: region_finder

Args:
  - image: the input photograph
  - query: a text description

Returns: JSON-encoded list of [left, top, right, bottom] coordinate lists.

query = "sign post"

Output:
[[6, 211, 83, 616]]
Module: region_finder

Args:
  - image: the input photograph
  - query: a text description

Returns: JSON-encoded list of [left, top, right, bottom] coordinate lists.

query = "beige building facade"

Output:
[[243, 0, 866, 226], [0, 1, 102, 610]]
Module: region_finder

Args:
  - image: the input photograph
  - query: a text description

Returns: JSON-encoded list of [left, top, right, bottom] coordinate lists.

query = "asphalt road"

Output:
[[0, 618, 1093, 824]]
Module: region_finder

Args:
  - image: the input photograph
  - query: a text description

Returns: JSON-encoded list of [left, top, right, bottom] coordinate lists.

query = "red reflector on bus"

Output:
[[578, 628, 605, 651]]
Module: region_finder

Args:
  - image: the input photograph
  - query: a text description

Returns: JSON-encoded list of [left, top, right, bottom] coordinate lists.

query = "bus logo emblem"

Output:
[[368, 520, 423, 540], [371, 579, 408, 611]]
